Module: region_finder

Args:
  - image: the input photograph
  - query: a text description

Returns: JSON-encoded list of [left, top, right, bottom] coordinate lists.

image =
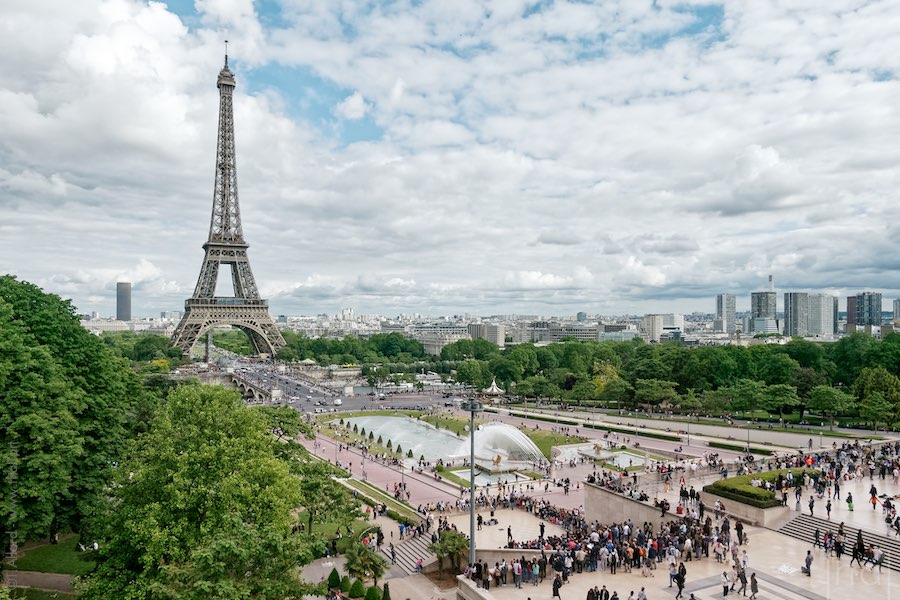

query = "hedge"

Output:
[[704, 468, 821, 509], [707, 441, 774, 455]]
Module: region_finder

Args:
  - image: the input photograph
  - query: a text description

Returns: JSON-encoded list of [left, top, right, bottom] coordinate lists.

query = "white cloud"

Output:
[[3, 0, 900, 317], [334, 91, 369, 120]]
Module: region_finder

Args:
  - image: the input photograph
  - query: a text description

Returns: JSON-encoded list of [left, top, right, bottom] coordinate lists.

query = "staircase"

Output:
[[381, 534, 437, 576], [779, 513, 900, 572]]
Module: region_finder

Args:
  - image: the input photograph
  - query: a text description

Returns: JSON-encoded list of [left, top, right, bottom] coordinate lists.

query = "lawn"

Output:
[[524, 429, 587, 459], [12, 536, 95, 576], [309, 517, 375, 555], [344, 479, 419, 521]]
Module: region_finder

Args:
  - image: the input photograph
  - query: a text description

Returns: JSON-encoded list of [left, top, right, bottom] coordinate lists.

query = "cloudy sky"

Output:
[[3, 0, 900, 318]]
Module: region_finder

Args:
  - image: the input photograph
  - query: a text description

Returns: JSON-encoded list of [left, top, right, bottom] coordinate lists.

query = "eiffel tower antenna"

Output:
[[171, 56, 286, 358]]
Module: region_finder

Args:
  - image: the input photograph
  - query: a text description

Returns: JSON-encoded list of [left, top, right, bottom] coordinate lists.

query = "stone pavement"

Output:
[[477, 525, 898, 600]]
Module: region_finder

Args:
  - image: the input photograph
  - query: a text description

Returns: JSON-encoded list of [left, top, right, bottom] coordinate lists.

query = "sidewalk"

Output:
[[3, 570, 75, 593]]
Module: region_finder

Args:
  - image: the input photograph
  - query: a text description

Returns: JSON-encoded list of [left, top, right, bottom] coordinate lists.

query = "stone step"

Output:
[[381, 534, 437, 575], [778, 513, 900, 572]]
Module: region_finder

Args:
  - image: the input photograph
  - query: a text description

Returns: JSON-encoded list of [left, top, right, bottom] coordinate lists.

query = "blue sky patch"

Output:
[[244, 63, 384, 145]]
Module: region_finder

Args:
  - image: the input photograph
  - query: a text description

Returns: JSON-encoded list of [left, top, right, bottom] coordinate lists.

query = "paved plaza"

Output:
[[459, 511, 898, 600]]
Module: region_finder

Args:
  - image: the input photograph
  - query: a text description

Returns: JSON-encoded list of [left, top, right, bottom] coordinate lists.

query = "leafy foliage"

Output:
[[344, 543, 388, 586], [78, 385, 311, 598], [349, 579, 366, 598], [0, 276, 151, 543]]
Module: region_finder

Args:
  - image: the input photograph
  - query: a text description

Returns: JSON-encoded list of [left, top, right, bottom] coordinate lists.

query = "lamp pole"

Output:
[[463, 397, 483, 568]]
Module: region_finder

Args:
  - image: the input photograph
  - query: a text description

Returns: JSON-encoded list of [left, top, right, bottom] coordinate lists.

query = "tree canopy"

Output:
[[78, 385, 316, 598], [0, 276, 150, 543]]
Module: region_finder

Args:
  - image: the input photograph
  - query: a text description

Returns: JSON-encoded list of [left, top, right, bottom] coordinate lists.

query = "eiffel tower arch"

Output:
[[171, 55, 286, 358]]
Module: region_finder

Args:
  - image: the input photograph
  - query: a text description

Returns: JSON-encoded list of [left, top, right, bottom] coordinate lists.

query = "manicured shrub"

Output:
[[381, 582, 391, 600], [364, 585, 382, 600], [327, 567, 341, 589], [349, 578, 366, 598], [341, 575, 352, 592]]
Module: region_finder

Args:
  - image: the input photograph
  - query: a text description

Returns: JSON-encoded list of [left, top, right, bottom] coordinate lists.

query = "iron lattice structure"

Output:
[[171, 56, 286, 357]]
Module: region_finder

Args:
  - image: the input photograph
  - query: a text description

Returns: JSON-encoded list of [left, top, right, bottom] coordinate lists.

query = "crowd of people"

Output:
[[459, 487, 757, 599]]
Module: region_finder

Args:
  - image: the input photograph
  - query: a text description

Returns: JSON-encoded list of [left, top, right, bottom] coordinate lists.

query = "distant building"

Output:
[[753, 318, 780, 334], [641, 314, 663, 342], [576, 311, 588, 322], [894, 298, 900, 323], [832, 296, 840, 334], [807, 293, 836, 337], [783, 292, 808, 337], [855, 292, 882, 326], [846, 295, 857, 326], [750, 292, 776, 333], [715, 293, 736, 334], [468, 322, 506, 348], [116, 282, 132, 321]]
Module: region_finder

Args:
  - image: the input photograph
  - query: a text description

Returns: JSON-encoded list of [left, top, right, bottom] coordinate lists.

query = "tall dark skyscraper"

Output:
[[846, 295, 857, 326], [116, 281, 132, 321], [855, 291, 883, 326]]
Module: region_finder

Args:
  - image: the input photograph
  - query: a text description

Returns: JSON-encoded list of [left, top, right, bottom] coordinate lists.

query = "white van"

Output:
[[333, 398, 343, 406]]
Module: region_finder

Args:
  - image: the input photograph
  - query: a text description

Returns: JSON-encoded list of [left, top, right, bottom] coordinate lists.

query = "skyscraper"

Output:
[[846, 295, 857, 326], [894, 298, 900, 322], [750, 291, 776, 333], [783, 292, 808, 337], [808, 293, 836, 337], [116, 281, 132, 321], [715, 293, 736, 334], [832, 296, 840, 334], [116, 281, 131, 321], [856, 291, 883, 326]]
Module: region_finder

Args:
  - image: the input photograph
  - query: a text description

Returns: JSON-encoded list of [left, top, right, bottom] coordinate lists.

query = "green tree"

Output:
[[700, 389, 730, 416], [757, 353, 800, 386], [78, 385, 307, 598], [762, 384, 800, 421], [853, 366, 900, 411], [678, 389, 702, 412], [720, 379, 766, 413], [328, 567, 342, 589], [254, 405, 315, 442], [807, 385, 852, 430], [344, 543, 388, 586], [429, 530, 469, 571], [570, 377, 599, 405], [634, 379, 679, 409], [381, 581, 392, 600], [598, 378, 633, 410], [295, 459, 357, 535], [860, 392, 893, 430], [0, 277, 146, 543]]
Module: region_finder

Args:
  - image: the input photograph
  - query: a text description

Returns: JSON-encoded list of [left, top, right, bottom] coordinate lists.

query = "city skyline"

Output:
[[3, 1, 900, 317]]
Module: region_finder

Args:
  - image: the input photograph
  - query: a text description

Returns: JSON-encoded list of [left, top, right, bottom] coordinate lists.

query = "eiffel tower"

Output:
[[171, 54, 286, 358]]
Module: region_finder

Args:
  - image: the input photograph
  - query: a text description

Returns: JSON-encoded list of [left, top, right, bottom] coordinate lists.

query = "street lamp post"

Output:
[[462, 397, 483, 568]]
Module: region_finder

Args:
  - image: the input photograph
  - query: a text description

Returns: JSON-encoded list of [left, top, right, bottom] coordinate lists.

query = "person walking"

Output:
[[552, 574, 562, 599], [802, 550, 813, 576], [675, 567, 686, 599], [809, 496, 815, 516], [737, 567, 748, 596], [826, 499, 832, 520], [722, 571, 730, 596], [749, 573, 759, 600]]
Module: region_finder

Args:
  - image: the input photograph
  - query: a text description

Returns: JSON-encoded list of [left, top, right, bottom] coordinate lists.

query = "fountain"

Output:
[[339, 416, 546, 472]]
